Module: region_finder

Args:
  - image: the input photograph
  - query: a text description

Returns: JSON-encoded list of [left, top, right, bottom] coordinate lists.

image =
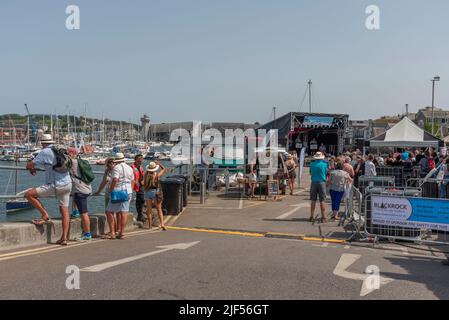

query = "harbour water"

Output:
[[0, 159, 173, 222]]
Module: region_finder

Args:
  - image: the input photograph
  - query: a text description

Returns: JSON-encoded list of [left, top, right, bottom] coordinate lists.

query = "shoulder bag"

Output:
[[110, 164, 129, 203]]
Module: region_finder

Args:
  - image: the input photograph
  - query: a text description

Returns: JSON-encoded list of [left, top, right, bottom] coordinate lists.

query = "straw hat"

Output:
[[114, 153, 125, 163], [40, 134, 55, 144], [146, 161, 160, 172], [313, 152, 325, 160]]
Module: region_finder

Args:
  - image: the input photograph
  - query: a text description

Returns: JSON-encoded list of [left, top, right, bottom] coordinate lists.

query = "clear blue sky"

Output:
[[1, 0, 449, 124]]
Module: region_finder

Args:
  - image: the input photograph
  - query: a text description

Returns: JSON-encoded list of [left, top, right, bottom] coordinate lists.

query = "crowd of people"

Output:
[[308, 145, 449, 223], [21, 134, 449, 248], [24, 134, 167, 246], [245, 151, 299, 198]]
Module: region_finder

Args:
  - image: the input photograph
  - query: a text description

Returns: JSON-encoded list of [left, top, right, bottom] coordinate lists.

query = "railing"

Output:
[[0, 164, 104, 175], [362, 192, 449, 245], [340, 185, 370, 241], [0, 165, 105, 201]]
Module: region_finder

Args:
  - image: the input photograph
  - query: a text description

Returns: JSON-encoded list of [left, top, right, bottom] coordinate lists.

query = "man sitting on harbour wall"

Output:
[[24, 134, 73, 246]]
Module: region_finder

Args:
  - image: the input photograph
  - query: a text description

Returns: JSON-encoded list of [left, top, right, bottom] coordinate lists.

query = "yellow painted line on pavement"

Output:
[[0, 229, 161, 261], [265, 232, 305, 238], [186, 206, 237, 210], [166, 226, 265, 238], [0, 244, 73, 258], [302, 236, 347, 244], [167, 226, 348, 244], [0, 241, 92, 261]]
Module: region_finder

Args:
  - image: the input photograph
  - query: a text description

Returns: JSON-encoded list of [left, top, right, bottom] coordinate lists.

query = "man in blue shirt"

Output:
[[402, 149, 410, 161], [309, 152, 328, 222], [25, 134, 72, 246]]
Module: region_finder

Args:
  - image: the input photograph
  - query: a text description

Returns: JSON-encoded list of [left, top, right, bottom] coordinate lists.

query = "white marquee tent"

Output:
[[369, 117, 443, 148]]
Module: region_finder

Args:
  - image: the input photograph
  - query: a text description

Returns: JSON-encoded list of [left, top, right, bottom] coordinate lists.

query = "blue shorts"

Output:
[[73, 192, 90, 214], [144, 189, 163, 202]]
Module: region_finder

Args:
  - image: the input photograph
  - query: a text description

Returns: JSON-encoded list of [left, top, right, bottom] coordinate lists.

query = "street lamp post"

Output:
[[431, 76, 441, 135]]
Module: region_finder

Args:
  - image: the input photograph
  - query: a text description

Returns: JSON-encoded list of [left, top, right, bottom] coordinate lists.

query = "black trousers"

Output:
[[136, 192, 145, 219]]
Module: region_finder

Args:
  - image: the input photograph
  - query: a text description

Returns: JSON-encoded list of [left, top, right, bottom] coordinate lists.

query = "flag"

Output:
[[299, 148, 306, 180]]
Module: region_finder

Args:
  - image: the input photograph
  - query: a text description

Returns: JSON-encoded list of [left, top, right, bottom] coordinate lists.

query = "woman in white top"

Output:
[[93, 158, 118, 237], [105, 153, 134, 239]]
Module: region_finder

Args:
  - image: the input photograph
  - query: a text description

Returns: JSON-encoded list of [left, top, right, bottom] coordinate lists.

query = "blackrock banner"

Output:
[[371, 196, 449, 232]]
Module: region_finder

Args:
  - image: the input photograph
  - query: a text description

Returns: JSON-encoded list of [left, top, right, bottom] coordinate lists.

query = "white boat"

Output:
[[156, 151, 172, 160]]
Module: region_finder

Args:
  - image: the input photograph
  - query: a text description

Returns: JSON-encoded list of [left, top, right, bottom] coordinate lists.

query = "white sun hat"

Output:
[[40, 134, 55, 144]]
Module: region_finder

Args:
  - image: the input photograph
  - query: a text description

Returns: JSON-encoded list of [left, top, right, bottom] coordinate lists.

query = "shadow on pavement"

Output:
[[382, 253, 449, 299]]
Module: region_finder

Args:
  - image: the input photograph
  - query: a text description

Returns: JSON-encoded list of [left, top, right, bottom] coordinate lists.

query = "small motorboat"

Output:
[[6, 199, 32, 214], [3, 156, 33, 214]]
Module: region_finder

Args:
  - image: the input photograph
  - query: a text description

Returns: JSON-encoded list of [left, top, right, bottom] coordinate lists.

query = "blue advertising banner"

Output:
[[371, 195, 449, 231], [303, 116, 334, 127]]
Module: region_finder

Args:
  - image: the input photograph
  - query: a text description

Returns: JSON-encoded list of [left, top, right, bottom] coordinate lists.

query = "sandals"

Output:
[[32, 218, 53, 226], [101, 233, 116, 240], [56, 239, 68, 246], [116, 234, 125, 240], [160, 226, 167, 231]]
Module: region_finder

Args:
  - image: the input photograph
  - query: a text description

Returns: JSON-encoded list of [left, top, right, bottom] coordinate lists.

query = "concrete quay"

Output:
[[0, 214, 136, 252]]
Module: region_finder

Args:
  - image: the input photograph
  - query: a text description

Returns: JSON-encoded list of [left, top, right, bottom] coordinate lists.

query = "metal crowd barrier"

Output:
[[361, 192, 449, 245], [406, 177, 449, 199], [375, 166, 421, 188], [358, 176, 395, 193], [342, 167, 449, 245], [340, 185, 368, 241]]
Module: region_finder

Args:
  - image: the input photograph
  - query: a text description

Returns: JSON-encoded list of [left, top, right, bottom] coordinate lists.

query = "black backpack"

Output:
[[51, 146, 72, 173]]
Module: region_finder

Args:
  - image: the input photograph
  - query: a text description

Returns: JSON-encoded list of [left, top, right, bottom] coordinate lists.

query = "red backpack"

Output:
[[428, 158, 436, 171]]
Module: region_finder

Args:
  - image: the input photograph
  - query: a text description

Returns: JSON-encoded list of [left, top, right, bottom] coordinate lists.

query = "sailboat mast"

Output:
[[73, 115, 77, 149], [50, 113, 53, 135], [308, 80, 312, 113], [13, 126, 18, 195], [27, 115, 30, 151], [56, 114, 60, 144], [67, 107, 70, 141]]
